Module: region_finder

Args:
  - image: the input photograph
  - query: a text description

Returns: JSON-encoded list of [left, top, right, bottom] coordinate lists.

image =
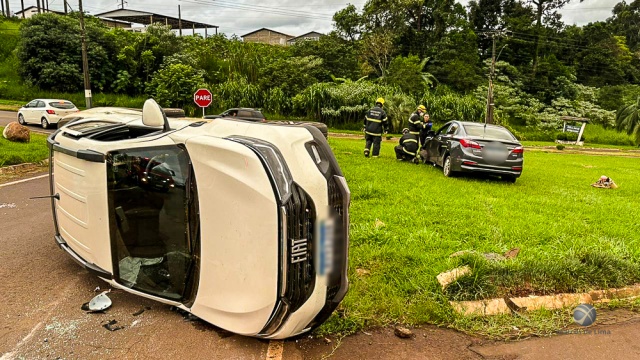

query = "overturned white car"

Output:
[[46, 100, 349, 339]]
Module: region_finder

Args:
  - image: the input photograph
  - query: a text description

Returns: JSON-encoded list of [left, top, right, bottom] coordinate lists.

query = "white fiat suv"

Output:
[[46, 100, 349, 339]]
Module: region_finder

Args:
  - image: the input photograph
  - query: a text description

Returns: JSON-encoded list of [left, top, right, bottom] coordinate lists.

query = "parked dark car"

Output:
[[204, 108, 329, 138], [423, 121, 524, 182]]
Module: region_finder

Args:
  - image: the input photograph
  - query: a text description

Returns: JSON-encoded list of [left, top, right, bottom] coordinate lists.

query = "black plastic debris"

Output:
[[103, 320, 125, 332]]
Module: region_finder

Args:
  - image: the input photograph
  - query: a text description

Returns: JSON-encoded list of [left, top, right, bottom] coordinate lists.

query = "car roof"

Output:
[[452, 121, 509, 129], [36, 99, 74, 102]]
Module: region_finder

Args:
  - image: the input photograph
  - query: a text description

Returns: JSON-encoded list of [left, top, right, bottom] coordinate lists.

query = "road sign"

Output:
[[565, 124, 581, 134], [194, 88, 212, 108]]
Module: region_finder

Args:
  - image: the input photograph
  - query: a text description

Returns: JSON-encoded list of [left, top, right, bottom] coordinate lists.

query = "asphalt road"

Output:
[[3, 172, 640, 359], [0, 110, 55, 135]]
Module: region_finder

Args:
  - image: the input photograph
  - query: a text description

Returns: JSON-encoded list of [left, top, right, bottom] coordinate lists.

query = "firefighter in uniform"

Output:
[[408, 105, 427, 147], [363, 97, 388, 158], [395, 128, 419, 162]]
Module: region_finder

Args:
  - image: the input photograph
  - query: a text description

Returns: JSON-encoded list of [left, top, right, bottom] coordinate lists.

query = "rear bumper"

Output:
[[460, 163, 522, 177]]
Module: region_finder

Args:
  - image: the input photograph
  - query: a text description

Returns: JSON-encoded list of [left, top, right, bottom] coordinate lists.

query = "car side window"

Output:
[[26, 100, 38, 108], [447, 124, 459, 135], [238, 110, 252, 117], [36, 101, 46, 108], [435, 124, 451, 136], [226, 110, 238, 117]]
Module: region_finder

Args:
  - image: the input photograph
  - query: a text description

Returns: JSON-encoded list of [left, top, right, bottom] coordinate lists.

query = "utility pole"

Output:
[[78, 0, 92, 109], [64, 0, 68, 14], [484, 31, 505, 125], [178, 5, 182, 36], [20, 0, 25, 18], [37, 0, 41, 14], [1, 0, 5, 18], [4, 0, 10, 17]]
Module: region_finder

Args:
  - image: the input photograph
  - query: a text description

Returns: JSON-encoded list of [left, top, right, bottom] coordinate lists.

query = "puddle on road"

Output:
[[0, 203, 17, 209]]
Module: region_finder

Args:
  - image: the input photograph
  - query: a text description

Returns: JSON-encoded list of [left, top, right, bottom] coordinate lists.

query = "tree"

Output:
[[333, 4, 363, 41], [529, 0, 580, 74], [384, 55, 435, 95], [17, 13, 117, 92], [146, 63, 205, 108], [360, 31, 396, 77], [291, 34, 361, 80], [615, 96, 640, 144]]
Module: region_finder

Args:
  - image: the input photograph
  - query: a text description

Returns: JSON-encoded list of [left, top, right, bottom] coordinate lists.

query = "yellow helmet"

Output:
[[376, 97, 385, 106], [417, 105, 426, 112]]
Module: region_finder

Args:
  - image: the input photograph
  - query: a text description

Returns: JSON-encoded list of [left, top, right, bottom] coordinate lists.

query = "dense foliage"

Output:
[[1, 0, 640, 142]]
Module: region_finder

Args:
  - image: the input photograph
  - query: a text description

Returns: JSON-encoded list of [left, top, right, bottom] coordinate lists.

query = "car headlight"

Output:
[[227, 136, 293, 203]]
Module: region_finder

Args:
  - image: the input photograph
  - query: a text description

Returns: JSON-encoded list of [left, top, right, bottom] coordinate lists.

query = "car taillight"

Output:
[[463, 161, 477, 165], [46, 110, 56, 114], [460, 138, 481, 149], [512, 147, 524, 154], [512, 166, 523, 171]]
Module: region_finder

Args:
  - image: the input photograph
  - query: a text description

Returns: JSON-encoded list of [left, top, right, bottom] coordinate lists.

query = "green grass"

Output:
[[522, 141, 639, 150], [318, 137, 640, 336], [0, 127, 50, 166], [514, 124, 637, 147]]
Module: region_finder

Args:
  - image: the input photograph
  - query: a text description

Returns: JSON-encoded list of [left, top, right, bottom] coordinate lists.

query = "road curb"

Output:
[[450, 284, 640, 316], [0, 159, 49, 175]]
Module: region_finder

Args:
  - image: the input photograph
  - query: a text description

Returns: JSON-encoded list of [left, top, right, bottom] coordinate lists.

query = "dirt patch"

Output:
[[0, 164, 48, 184]]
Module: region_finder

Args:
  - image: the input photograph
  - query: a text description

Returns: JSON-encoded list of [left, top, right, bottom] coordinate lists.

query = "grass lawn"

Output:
[[0, 127, 50, 166], [319, 137, 640, 337]]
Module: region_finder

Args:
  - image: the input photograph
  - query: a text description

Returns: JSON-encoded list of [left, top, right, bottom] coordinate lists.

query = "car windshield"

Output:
[[49, 101, 76, 109], [464, 124, 516, 141]]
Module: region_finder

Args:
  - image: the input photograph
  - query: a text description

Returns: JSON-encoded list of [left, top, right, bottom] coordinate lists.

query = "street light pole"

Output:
[[78, 0, 92, 109]]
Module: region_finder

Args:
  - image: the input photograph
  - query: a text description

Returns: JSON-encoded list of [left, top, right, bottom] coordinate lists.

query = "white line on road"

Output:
[[266, 340, 284, 360], [0, 174, 48, 188]]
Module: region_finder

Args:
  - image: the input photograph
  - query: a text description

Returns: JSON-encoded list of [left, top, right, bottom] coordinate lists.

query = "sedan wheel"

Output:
[[41, 118, 49, 129], [18, 114, 25, 125], [503, 175, 517, 183], [443, 156, 454, 177]]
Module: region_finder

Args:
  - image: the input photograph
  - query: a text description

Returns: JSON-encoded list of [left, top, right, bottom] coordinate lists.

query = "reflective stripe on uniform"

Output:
[[403, 148, 416, 156], [404, 139, 418, 143], [365, 131, 382, 136], [409, 131, 420, 135], [366, 117, 382, 123]]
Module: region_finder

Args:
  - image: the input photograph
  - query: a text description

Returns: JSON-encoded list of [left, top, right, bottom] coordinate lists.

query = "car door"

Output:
[[237, 110, 253, 121], [33, 100, 46, 123], [50, 124, 199, 305], [23, 100, 38, 122], [428, 123, 451, 165]]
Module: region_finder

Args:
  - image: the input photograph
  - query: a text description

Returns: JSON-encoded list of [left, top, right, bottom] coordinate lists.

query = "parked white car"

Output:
[[18, 99, 79, 129], [46, 99, 350, 339]]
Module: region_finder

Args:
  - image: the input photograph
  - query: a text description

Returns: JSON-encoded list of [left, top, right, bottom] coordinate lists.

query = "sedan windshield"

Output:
[[49, 101, 76, 109], [464, 124, 516, 141]]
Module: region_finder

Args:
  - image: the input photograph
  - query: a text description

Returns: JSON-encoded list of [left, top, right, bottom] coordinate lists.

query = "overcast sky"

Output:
[[5, 0, 623, 37]]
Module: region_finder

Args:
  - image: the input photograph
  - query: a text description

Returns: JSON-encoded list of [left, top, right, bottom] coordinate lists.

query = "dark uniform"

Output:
[[408, 111, 423, 140], [420, 120, 433, 149], [363, 105, 388, 157], [395, 133, 419, 161]]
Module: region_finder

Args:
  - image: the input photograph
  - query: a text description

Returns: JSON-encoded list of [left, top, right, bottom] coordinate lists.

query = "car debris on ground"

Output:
[[592, 175, 618, 189], [81, 290, 112, 313], [102, 319, 125, 332]]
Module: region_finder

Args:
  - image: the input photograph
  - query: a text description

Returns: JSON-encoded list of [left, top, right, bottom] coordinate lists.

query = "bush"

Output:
[[556, 144, 565, 150], [146, 63, 205, 108], [556, 132, 568, 141]]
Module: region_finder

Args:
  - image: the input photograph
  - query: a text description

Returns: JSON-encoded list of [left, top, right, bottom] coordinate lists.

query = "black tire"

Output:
[[163, 108, 185, 118], [41, 117, 49, 129], [503, 175, 517, 183], [18, 114, 26, 125], [443, 156, 455, 177]]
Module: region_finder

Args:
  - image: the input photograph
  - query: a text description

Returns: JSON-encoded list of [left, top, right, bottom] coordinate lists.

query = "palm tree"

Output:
[[616, 96, 640, 145]]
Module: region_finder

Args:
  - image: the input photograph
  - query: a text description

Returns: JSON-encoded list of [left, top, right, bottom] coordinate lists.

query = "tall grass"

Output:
[[513, 124, 636, 146]]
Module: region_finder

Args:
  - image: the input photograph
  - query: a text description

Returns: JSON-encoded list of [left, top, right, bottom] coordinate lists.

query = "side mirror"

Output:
[[427, 130, 435, 137], [142, 99, 170, 132]]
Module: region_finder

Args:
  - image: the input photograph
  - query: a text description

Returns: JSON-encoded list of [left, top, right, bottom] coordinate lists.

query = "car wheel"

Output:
[[503, 175, 517, 183], [18, 114, 26, 125], [443, 156, 455, 177], [41, 117, 49, 129]]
